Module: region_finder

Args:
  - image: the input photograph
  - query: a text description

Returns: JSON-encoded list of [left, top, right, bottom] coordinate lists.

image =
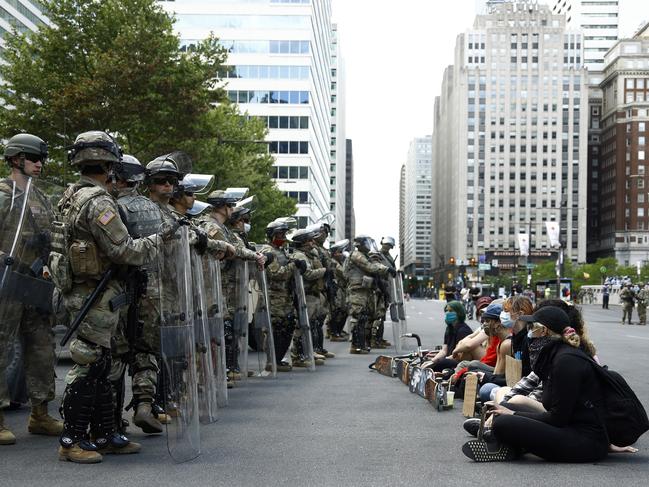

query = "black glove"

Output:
[[388, 267, 397, 277], [178, 217, 191, 226], [294, 259, 307, 274], [194, 228, 208, 255], [263, 251, 275, 265], [324, 268, 334, 281]]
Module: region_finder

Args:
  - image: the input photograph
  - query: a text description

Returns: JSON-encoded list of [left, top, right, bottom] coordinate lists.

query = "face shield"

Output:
[[179, 174, 214, 196]]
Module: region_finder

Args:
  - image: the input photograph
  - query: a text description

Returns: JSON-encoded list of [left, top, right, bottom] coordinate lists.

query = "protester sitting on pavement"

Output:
[[452, 297, 494, 369], [425, 301, 472, 372], [462, 306, 610, 463]]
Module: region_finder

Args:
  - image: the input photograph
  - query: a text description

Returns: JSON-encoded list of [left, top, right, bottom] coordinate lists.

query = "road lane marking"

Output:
[[625, 335, 649, 340]]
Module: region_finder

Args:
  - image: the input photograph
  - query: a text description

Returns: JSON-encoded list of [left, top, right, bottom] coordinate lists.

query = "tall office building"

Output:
[[403, 136, 432, 278], [160, 0, 335, 228], [432, 2, 588, 276], [591, 23, 649, 265], [329, 22, 347, 240], [344, 138, 355, 240], [0, 1, 48, 52], [398, 163, 406, 269]]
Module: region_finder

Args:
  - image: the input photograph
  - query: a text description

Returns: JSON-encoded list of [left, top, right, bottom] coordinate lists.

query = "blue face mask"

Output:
[[527, 330, 535, 339], [499, 311, 514, 329], [445, 311, 458, 325]]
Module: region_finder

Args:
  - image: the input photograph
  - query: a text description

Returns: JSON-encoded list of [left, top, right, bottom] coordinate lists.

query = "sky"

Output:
[[331, 0, 647, 259]]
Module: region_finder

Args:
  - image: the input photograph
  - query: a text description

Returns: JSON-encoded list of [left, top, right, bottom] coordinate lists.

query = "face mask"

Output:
[[243, 223, 251, 234], [445, 311, 457, 325], [527, 330, 535, 339], [499, 311, 514, 329]]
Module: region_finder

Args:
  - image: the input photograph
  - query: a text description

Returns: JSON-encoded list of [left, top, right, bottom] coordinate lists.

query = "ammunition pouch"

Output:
[[69, 239, 102, 278], [361, 275, 375, 289]]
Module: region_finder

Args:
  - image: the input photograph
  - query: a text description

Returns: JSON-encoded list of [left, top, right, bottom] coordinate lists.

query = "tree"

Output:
[[0, 0, 225, 169]]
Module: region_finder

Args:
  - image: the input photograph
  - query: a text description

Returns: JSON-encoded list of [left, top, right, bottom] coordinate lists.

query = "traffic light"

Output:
[[470, 257, 476, 266], [449, 257, 456, 266]]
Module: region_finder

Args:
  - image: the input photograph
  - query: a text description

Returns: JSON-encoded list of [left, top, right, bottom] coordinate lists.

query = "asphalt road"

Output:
[[1, 300, 648, 486]]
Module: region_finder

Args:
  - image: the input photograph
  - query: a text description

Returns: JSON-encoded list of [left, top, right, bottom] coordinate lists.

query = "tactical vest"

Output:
[[118, 194, 163, 238], [261, 244, 292, 294], [344, 250, 370, 289]]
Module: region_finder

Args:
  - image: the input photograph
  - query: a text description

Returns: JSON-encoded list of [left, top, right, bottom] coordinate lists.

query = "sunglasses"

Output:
[[25, 156, 45, 164], [184, 191, 195, 197], [152, 177, 178, 186]]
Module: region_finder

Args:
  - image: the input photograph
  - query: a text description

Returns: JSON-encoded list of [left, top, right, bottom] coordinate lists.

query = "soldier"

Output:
[[372, 236, 398, 348], [343, 235, 394, 354], [289, 226, 327, 366], [198, 189, 265, 381], [259, 218, 301, 371], [53, 131, 172, 463], [637, 283, 649, 326], [0, 134, 62, 445], [108, 154, 167, 436], [328, 239, 349, 342], [619, 283, 635, 325]]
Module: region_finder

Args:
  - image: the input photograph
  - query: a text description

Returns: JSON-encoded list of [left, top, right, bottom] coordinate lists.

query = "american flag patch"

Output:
[[98, 209, 116, 226]]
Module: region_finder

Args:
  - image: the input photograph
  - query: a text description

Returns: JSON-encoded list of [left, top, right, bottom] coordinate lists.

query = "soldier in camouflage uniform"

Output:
[[619, 283, 635, 325], [372, 236, 397, 348], [197, 189, 265, 380], [259, 218, 301, 371], [343, 235, 393, 354], [0, 134, 62, 445], [52, 131, 175, 463], [637, 283, 649, 325], [289, 226, 327, 366], [328, 239, 349, 342]]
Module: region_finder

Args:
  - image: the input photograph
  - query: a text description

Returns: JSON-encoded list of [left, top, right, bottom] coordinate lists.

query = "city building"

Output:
[[398, 163, 406, 269], [329, 22, 347, 240], [344, 138, 355, 240], [0, 1, 48, 52], [431, 2, 588, 281], [591, 22, 649, 265], [403, 136, 432, 278], [160, 0, 336, 228]]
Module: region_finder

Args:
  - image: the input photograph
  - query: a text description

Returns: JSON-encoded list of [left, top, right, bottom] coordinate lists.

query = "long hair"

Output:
[[535, 299, 596, 355]]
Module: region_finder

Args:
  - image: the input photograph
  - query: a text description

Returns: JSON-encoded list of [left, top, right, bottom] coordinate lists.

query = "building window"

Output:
[[268, 141, 309, 154]]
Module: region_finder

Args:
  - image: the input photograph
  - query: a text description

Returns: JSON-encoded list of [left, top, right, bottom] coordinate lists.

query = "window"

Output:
[[268, 141, 309, 154]]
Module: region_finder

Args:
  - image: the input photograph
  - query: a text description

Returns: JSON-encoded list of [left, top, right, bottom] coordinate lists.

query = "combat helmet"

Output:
[[290, 224, 321, 245], [206, 187, 248, 207], [4, 133, 48, 166], [329, 239, 350, 254], [114, 154, 146, 183], [353, 234, 376, 253], [229, 195, 256, 224], [145, 154, 181, 182], [380, 236, 396, 248], [266, 217, 296, 240], [68, 131, 121, 166]]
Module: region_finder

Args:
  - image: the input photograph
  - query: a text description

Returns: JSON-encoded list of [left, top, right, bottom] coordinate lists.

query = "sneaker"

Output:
[[463, 418, 481, 437], [461, 439, 518, 462]]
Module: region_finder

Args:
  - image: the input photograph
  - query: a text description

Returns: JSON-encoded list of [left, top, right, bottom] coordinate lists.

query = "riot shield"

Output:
[[395, 271, 408, 349], [249, 267, 277, 377], [190, 249, 218, 424], [388, 276, 403, 354], [292, 268, 315, 371], [204, 255, 227, 407], [233, 260, 250, 381], [158, 225, 201, 462]]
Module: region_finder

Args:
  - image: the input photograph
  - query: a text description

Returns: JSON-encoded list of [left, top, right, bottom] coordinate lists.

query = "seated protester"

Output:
[[504, 295, 535, 377], [463, 306, 609, 463], [473, 302, 514, 402], [453, 297, 496, 367], [425, 301, 472, 372]]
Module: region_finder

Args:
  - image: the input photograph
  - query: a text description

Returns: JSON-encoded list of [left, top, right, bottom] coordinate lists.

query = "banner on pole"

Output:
[[517, 233, 529, 257], [545, 222, 560, 248]]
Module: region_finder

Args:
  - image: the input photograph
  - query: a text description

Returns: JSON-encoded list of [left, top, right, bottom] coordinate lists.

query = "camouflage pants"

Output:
[[622, 304, 634, 324], [372, 292, 387, 337], [0, 301, 55, 408], [638, 305, 646, 325], [347, 288, 373, 335]]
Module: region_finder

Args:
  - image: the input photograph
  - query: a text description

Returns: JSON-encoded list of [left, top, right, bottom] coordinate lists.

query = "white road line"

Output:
[[625, 335, 649, 340]]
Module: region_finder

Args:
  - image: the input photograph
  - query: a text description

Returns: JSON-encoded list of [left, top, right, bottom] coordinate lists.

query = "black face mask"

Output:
[[528, 336, 560, 376]]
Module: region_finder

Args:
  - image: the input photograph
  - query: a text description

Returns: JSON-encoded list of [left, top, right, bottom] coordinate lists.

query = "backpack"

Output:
[[568, 350, 649, 446]]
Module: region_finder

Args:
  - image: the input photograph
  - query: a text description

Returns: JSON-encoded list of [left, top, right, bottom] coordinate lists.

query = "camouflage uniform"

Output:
[[56, 173, 160, 456], [0, 179, 56, 409], [637, 286, 649, 325], [619, 286, 635, 325], [373, 249, 396, 347], [329, 257, 348, 339], [343, 247, 390, 353]]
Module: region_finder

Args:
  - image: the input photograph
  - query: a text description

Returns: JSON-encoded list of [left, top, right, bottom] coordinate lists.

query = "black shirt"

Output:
[[510, 327, 531, 377], [444, 321, 472, 356]]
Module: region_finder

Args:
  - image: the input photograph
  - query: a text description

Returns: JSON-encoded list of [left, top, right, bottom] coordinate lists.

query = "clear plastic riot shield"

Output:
[[190, 249, 218, 424], [204, 256, 227, 407], [388, 276, 403, 354], [249, 267, 276, 377], [158, 225, 201, 462], [292, 268, 315, 371], [233, 260, 250, 381], [395, 271, 408, 346]]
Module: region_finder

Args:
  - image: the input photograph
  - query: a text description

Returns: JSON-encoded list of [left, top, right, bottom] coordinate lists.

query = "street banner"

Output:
[[545, 222, 560, 248], [517, 233, 529, 257]]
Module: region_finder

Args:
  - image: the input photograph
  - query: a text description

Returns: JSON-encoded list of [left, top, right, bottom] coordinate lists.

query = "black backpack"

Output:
[[568, 350, 649, 446]]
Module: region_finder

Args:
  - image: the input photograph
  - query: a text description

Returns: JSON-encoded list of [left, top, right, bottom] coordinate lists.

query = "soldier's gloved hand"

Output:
[[324, 268, 334, 281], [194, 228, 208, 255], [178, 217, 191, 226], [158, 219, 180, 241], [223, 242, 236, 259], [255, 252, 266, 270], [388, 267, 397, 277], [263, 252, 275, 265], [294, 259, 307, 274]]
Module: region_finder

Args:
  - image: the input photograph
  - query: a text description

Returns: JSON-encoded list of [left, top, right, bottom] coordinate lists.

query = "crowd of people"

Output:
[[404, 293, 643, 462], [0, 131, 400, 463]]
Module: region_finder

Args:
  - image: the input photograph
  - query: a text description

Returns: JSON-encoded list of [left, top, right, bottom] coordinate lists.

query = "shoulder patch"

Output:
[[98, 209, 116, 226], [208, 228, 219, 239]]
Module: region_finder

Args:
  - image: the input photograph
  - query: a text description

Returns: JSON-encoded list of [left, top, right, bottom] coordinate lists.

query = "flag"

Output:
[[517, 233, 529, 256], [545, 222, 560, 248]]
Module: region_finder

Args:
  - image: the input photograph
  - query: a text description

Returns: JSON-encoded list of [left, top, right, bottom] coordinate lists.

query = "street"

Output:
[[1, 299, 648, 486]]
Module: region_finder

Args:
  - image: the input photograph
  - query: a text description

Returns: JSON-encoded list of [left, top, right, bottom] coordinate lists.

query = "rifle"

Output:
[[60, 267, 114, 347]]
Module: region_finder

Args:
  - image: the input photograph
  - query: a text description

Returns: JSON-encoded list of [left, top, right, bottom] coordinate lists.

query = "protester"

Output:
[[425, 301, 472, 372]]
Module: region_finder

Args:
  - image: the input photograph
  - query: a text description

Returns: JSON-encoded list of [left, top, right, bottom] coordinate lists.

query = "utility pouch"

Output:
[[69, 240, 101, 278], [361, 275, 375, 289], [48, 251, 73, 293]]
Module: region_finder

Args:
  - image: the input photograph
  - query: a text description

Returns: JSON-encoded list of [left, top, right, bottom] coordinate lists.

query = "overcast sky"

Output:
[[331, 0, 647, 262]]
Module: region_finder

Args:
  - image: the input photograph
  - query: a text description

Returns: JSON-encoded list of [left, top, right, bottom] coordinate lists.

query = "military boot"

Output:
[[28, 403, 64, 436], [96, 433, 141, 455], [58, 444, 102, 464], [0, 410, 17, 445], [133, 401, 163, 434]]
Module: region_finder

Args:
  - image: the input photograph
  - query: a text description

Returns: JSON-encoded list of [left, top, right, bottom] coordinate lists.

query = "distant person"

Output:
[[544, 287, 551, 300], [619, 284, 635, 325], [602, 284, 610, 309]]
